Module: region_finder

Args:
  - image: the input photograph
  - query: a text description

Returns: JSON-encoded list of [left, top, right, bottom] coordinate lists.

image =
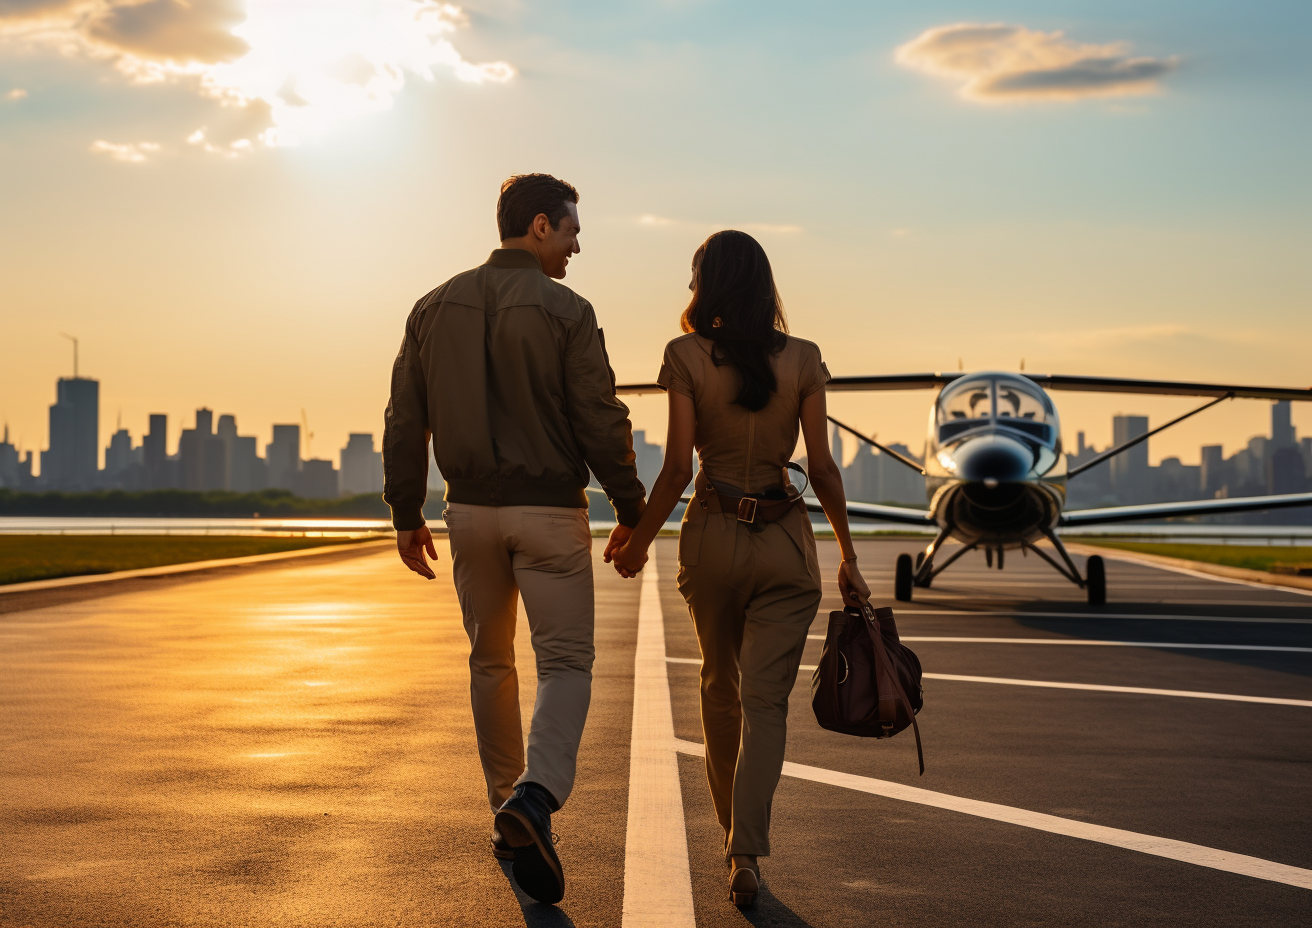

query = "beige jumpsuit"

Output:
[[658, 333, 829, 857]]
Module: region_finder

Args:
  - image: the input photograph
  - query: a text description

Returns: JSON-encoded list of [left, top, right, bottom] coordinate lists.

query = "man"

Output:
[[383, 173, 646, 905]]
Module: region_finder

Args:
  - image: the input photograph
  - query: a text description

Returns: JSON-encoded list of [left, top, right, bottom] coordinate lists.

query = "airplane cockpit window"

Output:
[[937, 380, 992, 441], [994, 379, 1053, 443], [936, 376, 1056, 445]]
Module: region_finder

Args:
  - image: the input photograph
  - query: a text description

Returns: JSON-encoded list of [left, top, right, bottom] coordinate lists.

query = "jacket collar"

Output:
[[485, 248, 544, 271]]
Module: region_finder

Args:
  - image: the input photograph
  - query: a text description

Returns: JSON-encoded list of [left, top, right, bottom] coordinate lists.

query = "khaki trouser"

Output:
[[676, 502, 823, 856], [443, 502, 595, 811]]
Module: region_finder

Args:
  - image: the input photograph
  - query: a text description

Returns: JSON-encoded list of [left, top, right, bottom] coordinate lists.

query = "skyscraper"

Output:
[[41, 376, 99, 490], [0, 425, 21, 489], [339, 433, 383, 496], [1200, 444, 1226, 496], [266, 424, 301, 491], [142, 414, 174, 489], [1272, 400, 1296, 450], [1110, 415, 1149, 503], [178, 408, 213, 491]]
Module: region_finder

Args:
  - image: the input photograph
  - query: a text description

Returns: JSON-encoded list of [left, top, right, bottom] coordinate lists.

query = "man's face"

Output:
[[540, 202, 581, 279]]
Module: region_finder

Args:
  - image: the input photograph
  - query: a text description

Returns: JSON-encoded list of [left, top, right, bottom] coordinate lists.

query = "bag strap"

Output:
[[864, 604, 925, 775]]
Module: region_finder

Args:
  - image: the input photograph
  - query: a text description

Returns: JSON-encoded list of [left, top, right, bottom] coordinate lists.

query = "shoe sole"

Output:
[[729, 867, 758, 907], [492, 844, 514, 861], [494, 808, 564, 904]]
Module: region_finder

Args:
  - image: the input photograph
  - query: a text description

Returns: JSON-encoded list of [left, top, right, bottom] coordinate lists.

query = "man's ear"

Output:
[[531, 212, 552, 240]]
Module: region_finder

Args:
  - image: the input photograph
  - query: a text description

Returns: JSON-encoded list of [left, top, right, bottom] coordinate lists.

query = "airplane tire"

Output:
[[1086, 555, 1106, 606], [895, 554, 914, 602]]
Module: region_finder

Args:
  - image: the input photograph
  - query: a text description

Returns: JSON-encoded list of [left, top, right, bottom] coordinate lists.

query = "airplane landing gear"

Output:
[[895, 553, 914, 602], [1086, 555, 1106, 606]]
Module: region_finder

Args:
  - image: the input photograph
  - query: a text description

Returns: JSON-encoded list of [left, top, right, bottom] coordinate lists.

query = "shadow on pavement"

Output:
[[740, 883, 816, 927], [497, 860, 577, 927]]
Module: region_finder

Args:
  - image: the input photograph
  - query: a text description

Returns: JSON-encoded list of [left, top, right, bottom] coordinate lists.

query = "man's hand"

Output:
[[603, 524, 634, 564], [610, 540, 649, 579], [397, 525, 438, 580]]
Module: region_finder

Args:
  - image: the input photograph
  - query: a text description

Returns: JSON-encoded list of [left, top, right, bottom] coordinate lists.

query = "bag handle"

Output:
[[863, 604, 925, 776]]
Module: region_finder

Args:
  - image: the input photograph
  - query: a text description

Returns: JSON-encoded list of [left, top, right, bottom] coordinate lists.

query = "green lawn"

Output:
[[0, 535, 370, 585], [1081, 541, 1312, 575]]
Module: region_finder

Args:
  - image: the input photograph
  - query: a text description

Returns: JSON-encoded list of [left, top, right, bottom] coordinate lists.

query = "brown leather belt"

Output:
[[695, 486, 804, 525]]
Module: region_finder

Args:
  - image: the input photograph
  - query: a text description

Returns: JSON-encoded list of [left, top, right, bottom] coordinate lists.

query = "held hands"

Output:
[[604, 524, 648, 579], [838, 558, 871, 606], [397, 525, 438, 580]]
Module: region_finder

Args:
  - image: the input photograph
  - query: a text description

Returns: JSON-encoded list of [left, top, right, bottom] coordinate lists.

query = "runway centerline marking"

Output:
[[805, 635, 1312, 653], [622, 562, 695, 928], [670, 739, 1312, 891], [665, 658, 1312, 706]]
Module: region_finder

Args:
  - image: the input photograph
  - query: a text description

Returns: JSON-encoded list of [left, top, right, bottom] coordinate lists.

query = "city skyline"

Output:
[[5, 365, 1307, 515], [3, 337, 1310, 478]]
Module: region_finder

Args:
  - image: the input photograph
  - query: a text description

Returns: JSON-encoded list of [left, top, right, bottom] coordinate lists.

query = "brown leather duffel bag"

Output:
[[811, 603, 924, 774]]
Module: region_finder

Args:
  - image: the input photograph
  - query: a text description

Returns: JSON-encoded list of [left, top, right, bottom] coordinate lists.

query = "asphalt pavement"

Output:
[[1, 537, 1308, 927]]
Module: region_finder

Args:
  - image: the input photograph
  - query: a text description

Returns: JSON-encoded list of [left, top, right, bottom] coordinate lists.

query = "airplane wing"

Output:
[[1025, 375, 1312, 402], [621, 374, 1312, 401], [614, 383, 665, 395], [1060, 492, 1312, 527], [802, 497, 936, 525]]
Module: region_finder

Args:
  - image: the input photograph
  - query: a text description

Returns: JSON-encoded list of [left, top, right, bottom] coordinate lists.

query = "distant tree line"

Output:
[[0, 488, 434, 519]]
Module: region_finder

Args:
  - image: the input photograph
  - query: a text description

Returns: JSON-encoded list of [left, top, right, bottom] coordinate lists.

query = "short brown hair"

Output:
[[497, 174, 580, 241]]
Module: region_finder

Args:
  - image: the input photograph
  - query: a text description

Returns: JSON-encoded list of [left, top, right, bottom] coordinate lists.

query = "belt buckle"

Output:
[[737, 497, 757, 524]]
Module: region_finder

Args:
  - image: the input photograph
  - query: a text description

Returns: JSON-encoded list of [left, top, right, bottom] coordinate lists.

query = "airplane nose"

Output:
[[952, 434, 1034, 483]]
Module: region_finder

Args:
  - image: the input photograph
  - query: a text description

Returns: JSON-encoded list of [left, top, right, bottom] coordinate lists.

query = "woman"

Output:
[[609, 230, 870, 906]]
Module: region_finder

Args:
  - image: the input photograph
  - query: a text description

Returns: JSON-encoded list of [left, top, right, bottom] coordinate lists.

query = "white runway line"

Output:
[[924, 673, 1312, 707], [889, 610, 1312, 625], [622, 563, 695, 928], [665, 658, 1312, 706], [1076, 547, 1312, 598], [806, 635, 1312, 653], [671, 739, 1312, 891]]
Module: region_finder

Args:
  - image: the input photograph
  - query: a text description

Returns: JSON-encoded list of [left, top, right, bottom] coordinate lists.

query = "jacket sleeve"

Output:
[[563, 307, 647, 527], [382, 304, 431, 531]]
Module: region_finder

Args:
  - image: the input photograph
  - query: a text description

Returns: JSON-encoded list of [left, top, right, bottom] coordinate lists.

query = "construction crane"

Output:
[[301, 408, 314, 460]]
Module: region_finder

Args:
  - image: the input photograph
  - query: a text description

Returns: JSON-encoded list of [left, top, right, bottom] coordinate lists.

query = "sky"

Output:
[[1, 0, 1309, 472]]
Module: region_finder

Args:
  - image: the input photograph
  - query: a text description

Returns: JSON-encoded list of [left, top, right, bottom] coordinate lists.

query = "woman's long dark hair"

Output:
[[680, 230, 788, 411]]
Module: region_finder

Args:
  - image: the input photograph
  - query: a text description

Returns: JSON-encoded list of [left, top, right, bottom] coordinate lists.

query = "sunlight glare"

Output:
[[190, 1, 513, 150]]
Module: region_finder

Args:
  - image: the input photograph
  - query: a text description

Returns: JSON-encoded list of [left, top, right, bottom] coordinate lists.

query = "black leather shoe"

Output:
[[494, 783, 564, 904], [491, 825, 514, 860]]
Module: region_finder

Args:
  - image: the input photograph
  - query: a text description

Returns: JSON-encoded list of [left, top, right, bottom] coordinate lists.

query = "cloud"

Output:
[[5, 87, 26, 99], [1, 0, 514, 152], [89, 139, 160, 162], [896, 23, 1177, 102], [87, 0, 249, 65]]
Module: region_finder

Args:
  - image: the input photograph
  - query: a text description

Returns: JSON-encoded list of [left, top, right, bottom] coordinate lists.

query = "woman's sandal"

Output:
[[728, 855, 759, 907]]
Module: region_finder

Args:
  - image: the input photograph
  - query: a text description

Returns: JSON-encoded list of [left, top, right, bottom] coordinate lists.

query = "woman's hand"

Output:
[[611, 540, 650, 579], [838, 558, 870, 606]]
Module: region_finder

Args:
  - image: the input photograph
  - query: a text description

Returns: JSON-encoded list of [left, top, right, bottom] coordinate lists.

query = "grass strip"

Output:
[[0, 535, 368, 585], [1081, 542, 1312, 575]]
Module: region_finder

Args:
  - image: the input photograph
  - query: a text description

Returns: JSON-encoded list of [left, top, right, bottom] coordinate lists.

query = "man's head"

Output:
[[497, 173, 581, 279]]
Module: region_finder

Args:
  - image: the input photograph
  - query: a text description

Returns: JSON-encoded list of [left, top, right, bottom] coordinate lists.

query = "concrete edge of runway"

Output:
[[0, 538, 392, 595], [1066, 542, 1312, 595]]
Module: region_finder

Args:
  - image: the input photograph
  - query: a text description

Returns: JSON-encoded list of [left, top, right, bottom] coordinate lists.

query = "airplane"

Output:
[[616, 372, 1312, 605]]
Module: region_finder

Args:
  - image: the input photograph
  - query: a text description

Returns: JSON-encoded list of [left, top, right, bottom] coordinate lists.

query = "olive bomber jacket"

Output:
[[382, 248, 647, 531]]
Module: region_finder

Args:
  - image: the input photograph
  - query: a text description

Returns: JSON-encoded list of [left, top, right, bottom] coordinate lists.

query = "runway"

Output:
[[1, 538, 1309, 926]]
